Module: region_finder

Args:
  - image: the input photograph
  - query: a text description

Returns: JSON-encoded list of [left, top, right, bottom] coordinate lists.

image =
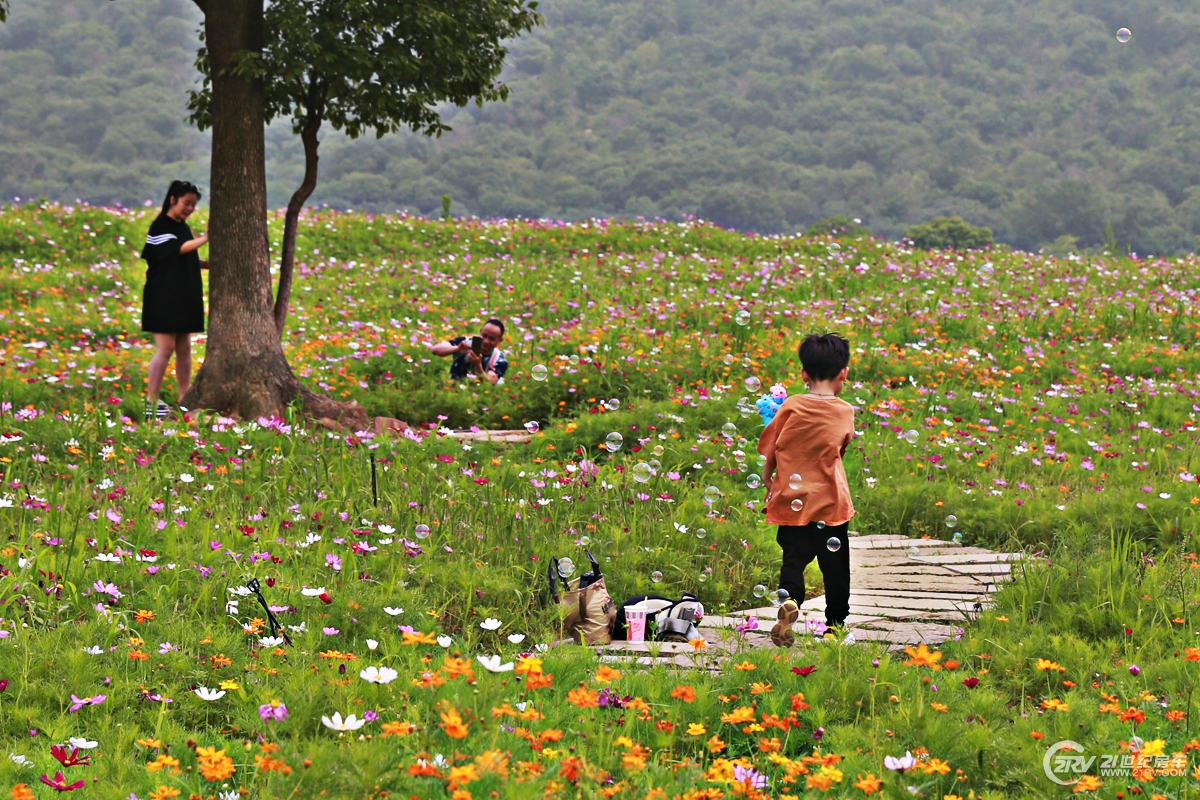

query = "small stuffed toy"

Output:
[[756, 383, 788, 426]]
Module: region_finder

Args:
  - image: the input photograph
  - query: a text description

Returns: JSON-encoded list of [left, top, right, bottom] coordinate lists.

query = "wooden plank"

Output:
[[908, 553, 1022, 565], [850, 588, 991, 601], [849, 623, 958, 645]]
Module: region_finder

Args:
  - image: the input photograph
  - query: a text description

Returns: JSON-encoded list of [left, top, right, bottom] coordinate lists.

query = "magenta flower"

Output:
[[40, 770, 86, 791], [67, 694, 105, 713], [258, 699, 288, 721]]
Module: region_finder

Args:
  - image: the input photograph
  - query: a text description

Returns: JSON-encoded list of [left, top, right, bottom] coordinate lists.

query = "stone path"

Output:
[[600, 532, 1024, 669]]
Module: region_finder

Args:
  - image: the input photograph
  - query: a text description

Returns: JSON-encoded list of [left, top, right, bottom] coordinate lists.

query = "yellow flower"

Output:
[[686, 723, 707, 737], [994, 615, 1010, 622], [1035, 658, 1063, 672], [930, 702, 948, 713], [1041, 698, 1070, 712], [218, 679, 240, 691], [902, 643, 943, 669]]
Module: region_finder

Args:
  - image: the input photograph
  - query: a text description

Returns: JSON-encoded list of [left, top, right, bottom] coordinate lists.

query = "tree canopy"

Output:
[[4, 0, 1200, 254]]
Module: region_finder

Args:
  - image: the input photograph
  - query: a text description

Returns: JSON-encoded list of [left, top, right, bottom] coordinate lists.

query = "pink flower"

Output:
[[40, 771, 86, 792], [667, 472, 681, 481], [258, 700, 288, 721]]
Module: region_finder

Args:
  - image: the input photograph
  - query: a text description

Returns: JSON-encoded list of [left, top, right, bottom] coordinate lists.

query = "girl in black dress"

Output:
[[141, 180, 210, 420]]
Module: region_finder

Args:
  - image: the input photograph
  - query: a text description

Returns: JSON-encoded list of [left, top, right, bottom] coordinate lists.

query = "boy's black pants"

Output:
[[776, 522, 851, 627]]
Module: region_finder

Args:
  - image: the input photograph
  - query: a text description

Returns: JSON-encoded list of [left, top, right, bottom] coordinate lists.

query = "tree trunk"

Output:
[[184, 0, 364, 430], [274, 110, 322, 335]]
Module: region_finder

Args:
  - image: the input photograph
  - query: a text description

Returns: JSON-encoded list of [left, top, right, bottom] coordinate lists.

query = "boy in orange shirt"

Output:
[[756, 333, 856, 646]]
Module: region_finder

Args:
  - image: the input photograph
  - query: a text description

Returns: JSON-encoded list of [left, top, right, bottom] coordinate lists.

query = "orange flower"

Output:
[[733, 661, 757, 671], [401, 630, 438, 646], [567, 686, 599, 708], [415, 670, 447, 689], [439, 707, 471, 739], [148, 788, 181, 800], [10, 784, 35, 800], [930, 702, 949, 713], [758, 737, 782, 753], [129, 649, 149, 661], [688, 638, 708, 650], [941, 660, 960, 670], [1185, 648, 1200, 662], [1041, 699, 1070, 712], [1166, 710, 1187, 722], [921, 758, 951, 775], [558, 757, 583, 782], [514, 657, 544, 675], [525, 672, 555, 690], [381, 721, 416, 737], [853, 773, 883, 795], [1031, 731, 1045, 739], [134, 609, 155, 623], [1071, 775, 1102, 793], [594, 666, 622, 684], [720, 706, 757, 725], [903, 644, 943, 669], [196, 748, 236, 782], [146, 754, 180, 773], [441, 657, 475, 681], [1035, 658, 1063, 672], [538, 729, 564, 743], [750, 682, 773, 695], [670, 685, 697, 703], [706, 735, 726, 754]]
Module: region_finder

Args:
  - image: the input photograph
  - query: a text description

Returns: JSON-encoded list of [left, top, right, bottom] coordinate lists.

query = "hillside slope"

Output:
[[4, 0, 1200, 252]]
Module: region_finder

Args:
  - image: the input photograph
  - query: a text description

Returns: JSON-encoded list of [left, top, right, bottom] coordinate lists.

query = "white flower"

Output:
[[321, 712, 366, 731], [9, 754, 29, 766], [94, 553, 121, 563], [534, 643, 549, 653], [480, 618, 502, 631], [17, 558, 31, 569], [227, 586, 253, 596], [366, 638, 379, 651], [194, 687, 226, 701], [378, 538, 393, 545], [436, 635, 452, 648], [81, 646, 102, 655], [359, 666, 398, 684], [68, 738, 98, 749], [507, 634, 526, 644], [377, 524, 395, 534], [1160, 492, 1171, 499], [476, 655, 514, 673], [301, 586, 327, 597], [259, 636, 284, 648], [884, 751, 916, 772], [179, 473, 194, 483], [219, 791, 239, 800], [383, 606, 404, 616], [287, 622, 307, 633], [673, 522, 688, 534]]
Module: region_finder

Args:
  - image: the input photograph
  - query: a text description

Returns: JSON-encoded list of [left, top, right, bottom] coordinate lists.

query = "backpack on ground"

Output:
[[612, 593, 705, 643], [546, 550, 616, 645]]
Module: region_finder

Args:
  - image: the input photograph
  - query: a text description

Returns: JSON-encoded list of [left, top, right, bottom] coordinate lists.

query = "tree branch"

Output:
[[191, 0, 208, 15], [274, 87, 325, 336]]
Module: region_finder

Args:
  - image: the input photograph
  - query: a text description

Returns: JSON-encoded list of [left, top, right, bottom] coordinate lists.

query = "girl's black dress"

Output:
[[140, 215, 204, 333]]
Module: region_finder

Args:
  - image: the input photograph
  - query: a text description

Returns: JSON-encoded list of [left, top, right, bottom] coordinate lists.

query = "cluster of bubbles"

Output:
[[735, 310, 751, 326], [415, 523, 431, 539], [749, 585, 791, 606], [557, 557, 575, 578], [605, 432, 623, 452]]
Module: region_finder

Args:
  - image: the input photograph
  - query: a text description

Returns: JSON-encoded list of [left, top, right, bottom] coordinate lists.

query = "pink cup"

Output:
[[626, 605, 648, 643]]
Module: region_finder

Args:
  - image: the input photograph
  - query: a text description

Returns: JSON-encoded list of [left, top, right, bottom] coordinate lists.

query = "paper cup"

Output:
[[625, 604, 649, 643]]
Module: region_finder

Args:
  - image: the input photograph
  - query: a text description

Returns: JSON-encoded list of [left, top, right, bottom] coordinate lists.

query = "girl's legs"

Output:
[[148, 333, 177, 405], [174, 333, 192, 402]]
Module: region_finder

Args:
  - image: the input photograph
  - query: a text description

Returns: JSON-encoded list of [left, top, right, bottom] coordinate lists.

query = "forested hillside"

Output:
[[4, 0, 1200, 252]]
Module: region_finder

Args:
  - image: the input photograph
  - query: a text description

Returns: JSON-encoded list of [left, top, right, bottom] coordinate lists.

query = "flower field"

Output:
[[1, 202, 1200, 798]]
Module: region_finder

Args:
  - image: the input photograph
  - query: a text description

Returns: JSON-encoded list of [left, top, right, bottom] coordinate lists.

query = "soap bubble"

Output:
[[648, 459, 662, 473], [790, 498, 804, 512], [815, 520, 826, 530], [745, 376, 762, 393], [903, 429, 919, 444], [415, 523, 431, 539], [557, 557, 575, 578], [752, 585, 767, 599], [703, 486, 722, 504], [788, 473, 803, 491], [741, 357, 753, 369], [698, 572, 708, 583], [1116, 27, 1131, 43], [579, 535, 592, 547], [651, 570, 664, 583], [907, 545, 920, 557], [826, 537, 842, 553], [568, 354, 580, 366], [734, 310, 751, 326], [978, 262, 994, 279], [652, 445, 665, 457], [733, 449, 746, 463], [531, 364, 548, 382], [827, 243, 841, 256], [723, 353, 736, 366], [604, 398, 620, 412], [770, 588, 790, 607], [746, 474, 762, 489], [632, 462, 653, 483], [605, 432, 624, 452], [952, 531, 963, 544], [695, 527, 707, 540], [524, 420, 540, 434], [945, 514, 957, 527], [721, 423, 738, 439], [756, 454, 767, 467]]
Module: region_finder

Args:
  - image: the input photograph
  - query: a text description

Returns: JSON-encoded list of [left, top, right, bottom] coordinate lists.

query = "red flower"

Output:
[[791, 665, 818, 677], [50, 745, 90, 767], [961, 677, 980, 689], [39, 771, 86, 792], [318, 592, 333, 605]]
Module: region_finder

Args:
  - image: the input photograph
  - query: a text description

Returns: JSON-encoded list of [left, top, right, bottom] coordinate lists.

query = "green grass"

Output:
[[0, 202, 1197, 797]]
